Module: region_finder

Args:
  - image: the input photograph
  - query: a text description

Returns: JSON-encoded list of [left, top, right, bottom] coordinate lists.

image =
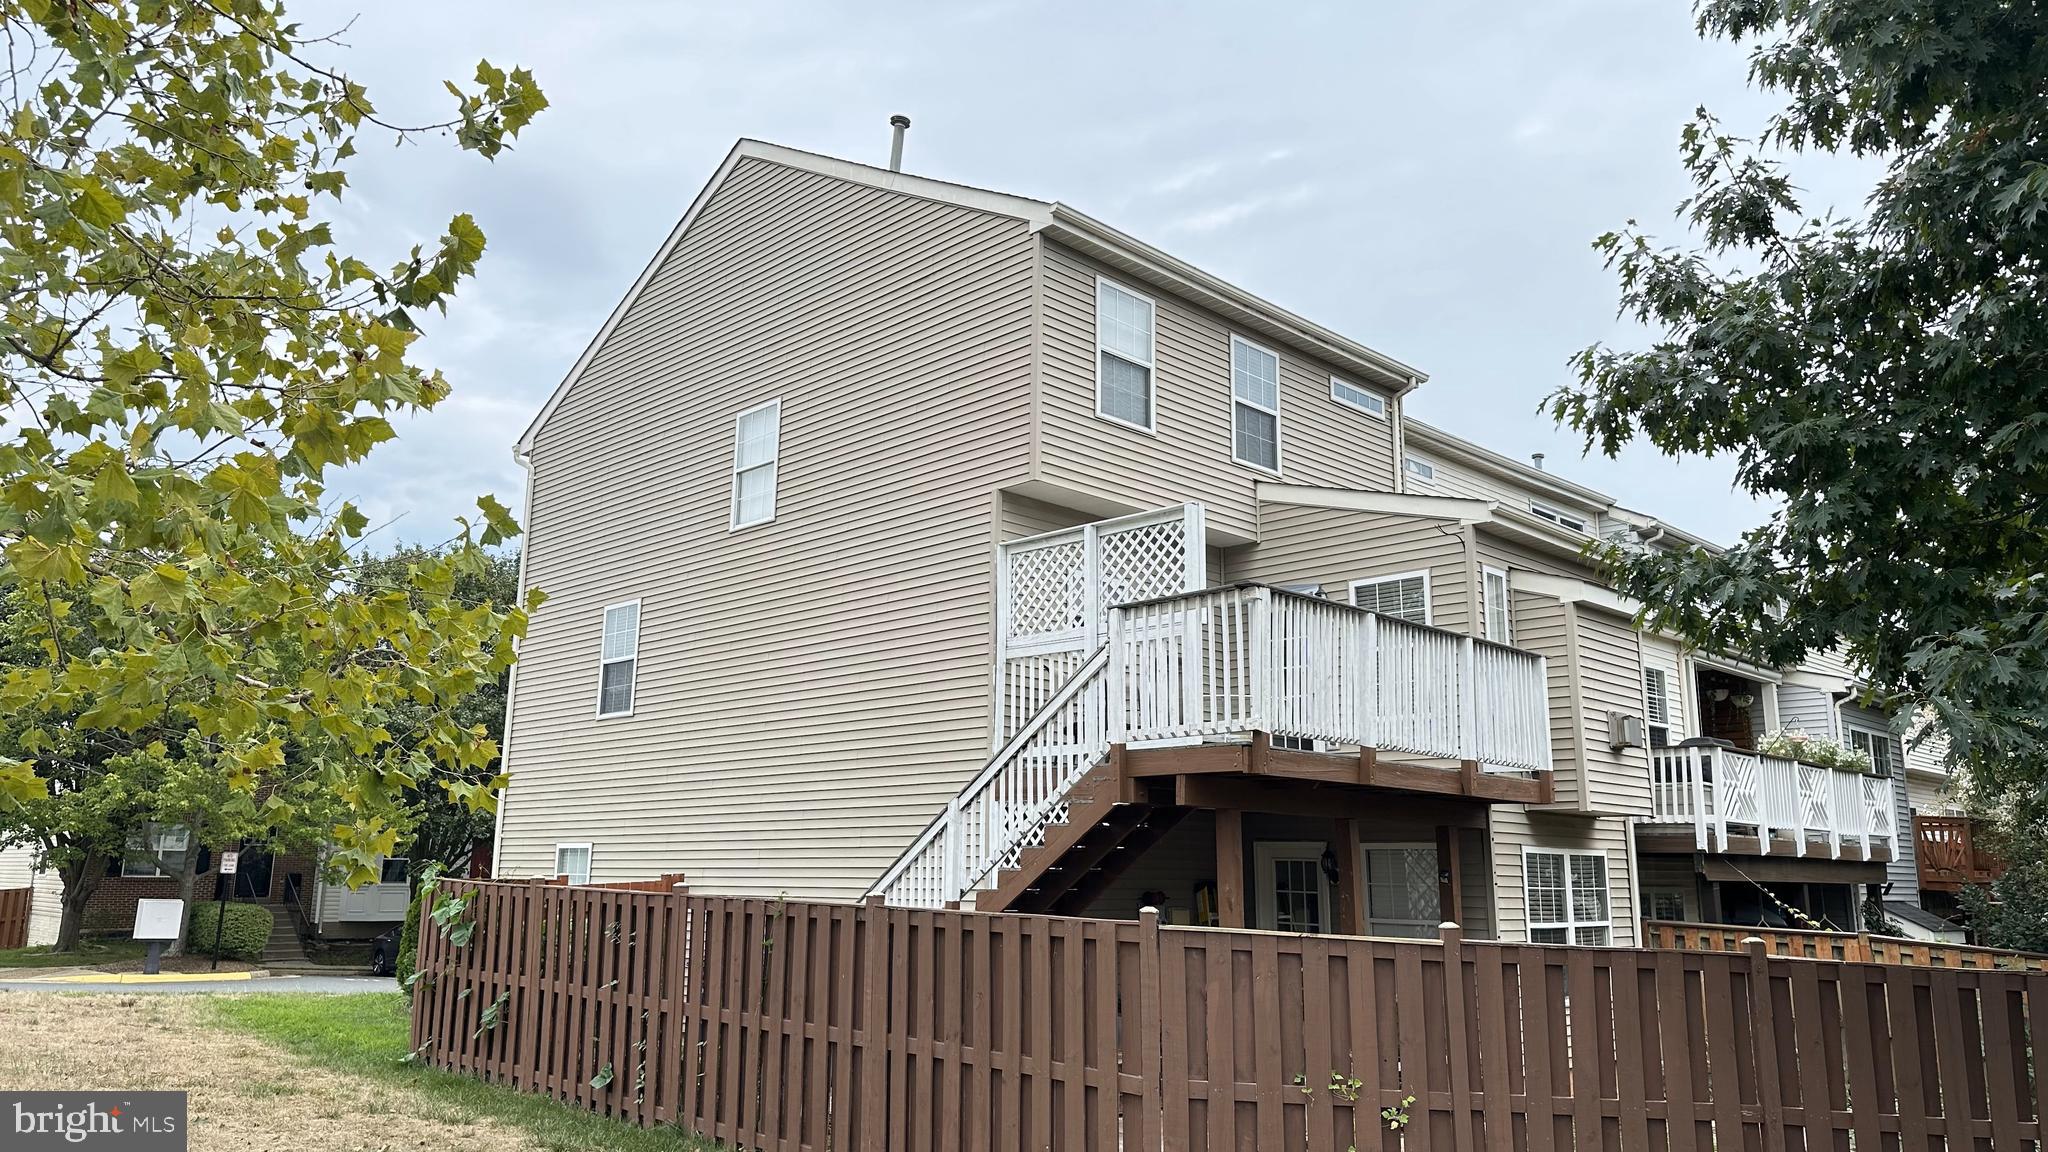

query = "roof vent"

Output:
[[888, 114, 911, 172], [1530, 452, 1546, 472]]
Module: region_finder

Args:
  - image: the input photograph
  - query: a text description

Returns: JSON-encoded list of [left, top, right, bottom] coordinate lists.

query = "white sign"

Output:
[[133, 898, 184, 941], [219, 850, 239, 875]]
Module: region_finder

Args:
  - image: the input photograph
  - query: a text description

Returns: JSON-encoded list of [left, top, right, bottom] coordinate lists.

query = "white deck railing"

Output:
[[1107, 585, 1552, 772], [871, 584, 1554, 909], [1648, 744, 1897, 859]]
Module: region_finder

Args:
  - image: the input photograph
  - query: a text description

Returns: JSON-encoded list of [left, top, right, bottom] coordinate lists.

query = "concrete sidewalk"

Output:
[[0, 971, 397, 994]]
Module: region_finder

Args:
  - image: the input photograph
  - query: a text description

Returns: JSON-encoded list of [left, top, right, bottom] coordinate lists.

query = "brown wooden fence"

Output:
[[412, 878, 2048, 1151], [1645, 919, 2048, 973], [0, 886, 29, 950]]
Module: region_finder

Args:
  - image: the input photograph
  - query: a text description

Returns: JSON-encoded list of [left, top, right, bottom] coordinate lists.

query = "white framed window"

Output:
[[1524, 848, 1611, 945], [1481, 566, 1511, 643], [1328, 376, 1386, 418], [378, 857, 410, 886], [1643, 667, 1672, 747], [597, 600, 640, 718], [554, 843, 592, 886], [1254, 841, 1330, 933], [1229, 335, 1281, 473], [1528, 500, 1589, 534], [1094, 277, 1156, 431], [729, 399, 781, 529], [1350, 571, 1431, 626], [122, 823, 190, 878], [1846, 725, 1897, 777], [1403, 455, 1436, 481]]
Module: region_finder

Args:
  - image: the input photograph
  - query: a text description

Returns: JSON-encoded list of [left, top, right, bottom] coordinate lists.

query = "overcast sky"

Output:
[[303, 0, 1878, 550]]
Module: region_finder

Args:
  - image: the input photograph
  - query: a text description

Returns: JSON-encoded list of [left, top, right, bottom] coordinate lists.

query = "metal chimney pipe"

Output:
[[1530, 452, 1546, 471], [888, 115, 911, 172]]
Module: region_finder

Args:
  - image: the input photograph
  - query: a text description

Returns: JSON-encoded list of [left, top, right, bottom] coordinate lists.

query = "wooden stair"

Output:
[[975, 760, 1187, 915]]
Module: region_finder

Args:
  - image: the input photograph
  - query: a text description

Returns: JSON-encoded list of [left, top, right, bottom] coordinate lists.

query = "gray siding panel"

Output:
[[1035, 242, 1399, 539], [501, 157, 1036, 898]]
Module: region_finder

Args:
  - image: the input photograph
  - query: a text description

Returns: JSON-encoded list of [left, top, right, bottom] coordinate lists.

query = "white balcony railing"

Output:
[[1108, 584, 1552, 771], [1648, 744, 1898, 859], [871, 584, 1555, 909]]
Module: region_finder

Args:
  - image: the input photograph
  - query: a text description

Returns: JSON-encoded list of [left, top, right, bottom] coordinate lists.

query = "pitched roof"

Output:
[[517, 139, 1427, 455]]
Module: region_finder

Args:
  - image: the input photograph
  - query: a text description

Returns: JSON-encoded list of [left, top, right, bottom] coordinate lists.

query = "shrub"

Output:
[[187, 902, 275, 961], [397, 888, 422, 997]]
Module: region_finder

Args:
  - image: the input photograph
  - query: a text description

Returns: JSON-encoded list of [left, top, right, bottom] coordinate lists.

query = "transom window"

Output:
[[1229, 335, 1281, 472], [1403, 455, 1436, 481], [1329, 376, 1386, 417], [729, 400, 781, 529], [597, 601, 640, 717], [122, 822, 190, 878], [554, 843, 592, 886], [1350, 572, 1430, 626], [1643, 667, 1672, 747], [1525, 848, 1611, 945], [1847, 726, 1897, 777], [1095, 278, 1156, 430], [1481, 566, 1511, 643], [1528, 500, 1589, 533]]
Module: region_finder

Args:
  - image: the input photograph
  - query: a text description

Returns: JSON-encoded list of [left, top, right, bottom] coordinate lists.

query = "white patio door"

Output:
[[1254, 841, 1332, 933], [1361, 844, 1440, 938]]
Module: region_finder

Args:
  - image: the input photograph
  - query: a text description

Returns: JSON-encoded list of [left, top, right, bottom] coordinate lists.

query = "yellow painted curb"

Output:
[[46, 970, 258, 985]]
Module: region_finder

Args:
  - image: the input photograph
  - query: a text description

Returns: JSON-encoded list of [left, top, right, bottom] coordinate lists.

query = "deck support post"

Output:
[[1331, 817, 1364, 936], [1215, 808, 1245, 929], [1436, 824, 1463, 929]]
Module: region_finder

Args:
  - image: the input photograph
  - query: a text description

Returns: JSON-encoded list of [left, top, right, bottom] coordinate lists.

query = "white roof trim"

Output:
[[1512, 571, 1640, 617], [516, 140, 1053, 457], [1403, 418, 1613, 510], [1041, 205, 1425, 391], [1257, 482, 1487, 522]]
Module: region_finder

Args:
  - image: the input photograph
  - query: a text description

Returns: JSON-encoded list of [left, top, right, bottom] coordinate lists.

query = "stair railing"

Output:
[[870, 647, 1111, 908]]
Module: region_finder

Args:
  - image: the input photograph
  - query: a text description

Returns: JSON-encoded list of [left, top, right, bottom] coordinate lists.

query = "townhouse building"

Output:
[[493, 138, 1978, 945]]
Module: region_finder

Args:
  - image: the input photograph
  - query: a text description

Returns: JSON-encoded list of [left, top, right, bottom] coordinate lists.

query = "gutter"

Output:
[[1039, 204, 1426, 393]]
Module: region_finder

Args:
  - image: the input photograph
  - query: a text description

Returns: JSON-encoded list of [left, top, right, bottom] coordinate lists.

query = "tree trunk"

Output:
[[52, 850, 106, 954], [164, 840, 202, 957]]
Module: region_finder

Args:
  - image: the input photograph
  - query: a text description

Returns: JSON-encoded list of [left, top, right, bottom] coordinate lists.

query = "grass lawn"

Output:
[[0, 937, 149, 969], [207, 994, 717, 1151]]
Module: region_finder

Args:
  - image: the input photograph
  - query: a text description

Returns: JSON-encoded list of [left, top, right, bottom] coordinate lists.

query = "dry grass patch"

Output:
[[0, 992, 547, 1151]]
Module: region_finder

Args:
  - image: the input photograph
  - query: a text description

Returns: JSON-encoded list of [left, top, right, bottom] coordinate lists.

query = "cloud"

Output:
[[1163, 182, 1320, 235]]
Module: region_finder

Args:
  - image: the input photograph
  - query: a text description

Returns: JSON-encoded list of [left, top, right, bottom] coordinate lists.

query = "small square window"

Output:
[[1403, 455, 1436, 481], [1525, 848, 1610, 945], [379, 857, 410, 885], [555, 844, 592, 886]]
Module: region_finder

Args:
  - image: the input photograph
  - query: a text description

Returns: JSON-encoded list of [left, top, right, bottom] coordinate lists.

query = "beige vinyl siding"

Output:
[[1640, 635, 1688, 742], [1777, 683, 1840, 740], [1840, 702, 1914, 892], [500, 157, 1037, 898], [1034, 241, 1398, 540], [1226, 503, 1471, 633], [998, 490, 1100, 540], [1510, 592, 1578, 793], [1571, 607, 1656, 816], [1488, 808, 1640, 946], [1409, 449, 1601, 531]]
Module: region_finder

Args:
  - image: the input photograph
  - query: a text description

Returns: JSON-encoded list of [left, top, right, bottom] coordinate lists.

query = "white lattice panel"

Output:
[[1097, 519, 1190, 610], [1005, 540, 1085, 640]]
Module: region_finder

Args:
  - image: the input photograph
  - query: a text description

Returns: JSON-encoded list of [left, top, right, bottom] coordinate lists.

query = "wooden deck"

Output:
[[1122, 733, 1554, 805]]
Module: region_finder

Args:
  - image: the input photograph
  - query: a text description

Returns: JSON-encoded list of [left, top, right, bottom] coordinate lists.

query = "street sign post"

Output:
[[210, 851, 239, 971]]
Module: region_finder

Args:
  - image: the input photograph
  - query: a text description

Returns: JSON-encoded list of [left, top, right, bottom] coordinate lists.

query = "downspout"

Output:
[[490, 445, 538, 879]]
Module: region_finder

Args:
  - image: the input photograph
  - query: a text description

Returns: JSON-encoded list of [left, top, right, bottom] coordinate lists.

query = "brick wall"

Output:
[[83, 848, 321, 935]]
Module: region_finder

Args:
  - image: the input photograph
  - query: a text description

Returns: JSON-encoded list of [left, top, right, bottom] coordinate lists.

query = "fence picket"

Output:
[[413, 879, 2048, 1152]]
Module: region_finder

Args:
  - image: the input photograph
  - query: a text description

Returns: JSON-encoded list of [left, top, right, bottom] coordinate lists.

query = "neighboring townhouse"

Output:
[[493, 138, 1961, 946]]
